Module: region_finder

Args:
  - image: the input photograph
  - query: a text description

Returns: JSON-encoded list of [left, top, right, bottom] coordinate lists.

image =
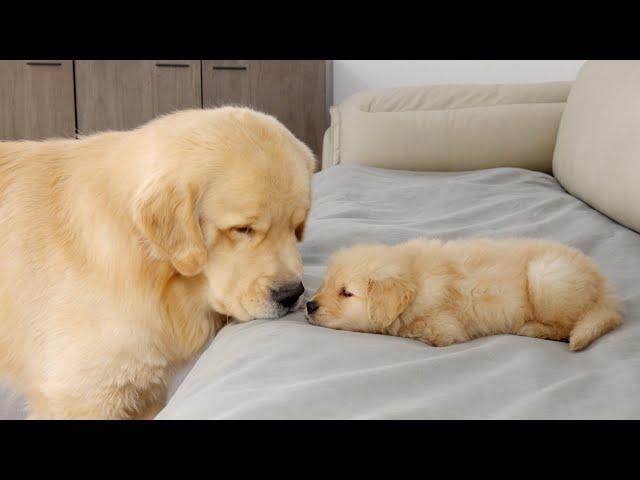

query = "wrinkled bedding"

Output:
[[157, 165, 640, 419]]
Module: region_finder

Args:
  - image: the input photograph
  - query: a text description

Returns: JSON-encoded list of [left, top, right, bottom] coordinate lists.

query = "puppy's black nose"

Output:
[[306, 301, 319, 314], [272, 282, 305, 309]]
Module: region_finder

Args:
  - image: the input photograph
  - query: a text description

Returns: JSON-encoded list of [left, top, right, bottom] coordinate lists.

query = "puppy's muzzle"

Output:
[[306, 301, 319, 315]]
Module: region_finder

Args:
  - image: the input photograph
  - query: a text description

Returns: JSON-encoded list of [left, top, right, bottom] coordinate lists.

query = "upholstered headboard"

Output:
[[553, 60, 640, 234], [322, 82, 572, 173]]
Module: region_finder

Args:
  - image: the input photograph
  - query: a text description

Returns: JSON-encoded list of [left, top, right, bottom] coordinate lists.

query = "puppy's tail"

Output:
[[569, 293, 621, 351]]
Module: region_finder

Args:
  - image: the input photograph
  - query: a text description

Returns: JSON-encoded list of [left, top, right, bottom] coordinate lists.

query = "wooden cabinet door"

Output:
[[75, 60, 201, 134], [202, 60, 252, 107], [249, 61, 328, 165], [202, 60, 328, 167], [0, 60, 75, 140]]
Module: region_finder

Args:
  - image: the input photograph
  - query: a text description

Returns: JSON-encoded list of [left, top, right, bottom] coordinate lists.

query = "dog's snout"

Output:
[[272, 282, 305, 309], [306, 301, 319, 315]]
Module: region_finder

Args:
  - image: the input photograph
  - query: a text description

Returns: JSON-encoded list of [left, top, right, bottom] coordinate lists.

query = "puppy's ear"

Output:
[[133, 179, 207, 276], [367, 276, 416, 329]]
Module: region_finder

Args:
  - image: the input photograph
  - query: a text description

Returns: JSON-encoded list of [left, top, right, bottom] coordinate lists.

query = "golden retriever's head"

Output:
[[306, 244, 416, 333], [132, 107, 314, 321]]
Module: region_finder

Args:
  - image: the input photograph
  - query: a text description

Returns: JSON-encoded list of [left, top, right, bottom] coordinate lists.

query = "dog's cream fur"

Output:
[[0, 107, 314, 419], [309, 238, 621, 351]]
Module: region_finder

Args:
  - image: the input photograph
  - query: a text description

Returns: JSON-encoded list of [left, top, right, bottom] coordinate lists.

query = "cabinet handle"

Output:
[[26, 61, 62, 66], [155, 63, 191, 68], [212, 65, 247, 71]]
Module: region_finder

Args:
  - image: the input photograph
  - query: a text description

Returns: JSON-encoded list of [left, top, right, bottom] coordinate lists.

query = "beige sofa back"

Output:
[[323, 82, 572, 172], [553, 61, 640, 234]]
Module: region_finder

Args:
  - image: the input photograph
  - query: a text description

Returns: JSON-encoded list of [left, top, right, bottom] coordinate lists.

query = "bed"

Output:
[[156, 165, 640, 419]]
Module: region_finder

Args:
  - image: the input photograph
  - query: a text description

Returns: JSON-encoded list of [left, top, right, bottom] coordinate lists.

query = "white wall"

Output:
[[333, 60, 585, 104]]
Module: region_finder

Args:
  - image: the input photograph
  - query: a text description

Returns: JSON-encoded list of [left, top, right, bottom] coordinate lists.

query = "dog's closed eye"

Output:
[[339, 287, 353, 298], [232, 226, 254, 235]]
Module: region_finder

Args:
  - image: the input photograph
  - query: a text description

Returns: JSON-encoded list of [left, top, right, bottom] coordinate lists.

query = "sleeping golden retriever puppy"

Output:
[[0, 107, 314, 419], [307, 238, 621, 351]]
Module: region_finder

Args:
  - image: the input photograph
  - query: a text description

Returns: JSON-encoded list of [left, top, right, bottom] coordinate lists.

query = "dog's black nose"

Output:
[[272, 282, 305, 309], [306, 301, 319, 314]]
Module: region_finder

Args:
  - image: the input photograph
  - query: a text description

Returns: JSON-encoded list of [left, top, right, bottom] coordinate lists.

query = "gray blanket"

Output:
[[158, 165, 640, 419]]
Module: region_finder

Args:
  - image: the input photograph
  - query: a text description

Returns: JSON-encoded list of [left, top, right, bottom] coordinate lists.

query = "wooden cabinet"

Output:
[[75, 60, 201, 134], [249, 61, 329, 165], [202, 60, 330, 162], [0, 60, 75, 140], [202, 60, 251, 107], [0, 60, 331, 167]]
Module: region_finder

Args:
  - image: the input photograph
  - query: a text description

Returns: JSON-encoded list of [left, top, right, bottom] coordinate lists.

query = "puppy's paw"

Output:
[[569, 336, 589, 352], [427, 335, 458, 347]]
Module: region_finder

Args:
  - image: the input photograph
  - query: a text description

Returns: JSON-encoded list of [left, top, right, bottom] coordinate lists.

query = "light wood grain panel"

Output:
[[203, 60, 328, 169], [75, 60, 201, 134], [249, 60, 328, 167], [202, 60, 251, 107], [75, 60, 153, 133], [0, 60, 75, 140], [152, 60, 202, 114]]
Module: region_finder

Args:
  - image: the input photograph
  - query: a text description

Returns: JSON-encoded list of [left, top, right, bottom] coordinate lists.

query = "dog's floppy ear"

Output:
[[133, 178, 207, 277], [367, 275, 416, 329]]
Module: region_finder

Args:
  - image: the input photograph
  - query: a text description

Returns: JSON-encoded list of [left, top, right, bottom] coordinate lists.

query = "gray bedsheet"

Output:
[[158, 165, 640, 419]]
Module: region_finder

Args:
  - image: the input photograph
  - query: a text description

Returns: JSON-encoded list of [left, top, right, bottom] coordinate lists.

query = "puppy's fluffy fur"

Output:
[[308, 238, 621, 351], [0, 107, 314, 419]]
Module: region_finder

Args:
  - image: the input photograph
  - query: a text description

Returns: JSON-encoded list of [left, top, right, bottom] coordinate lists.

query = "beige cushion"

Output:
[[553, 61, 640, 233], [322, 82, 572, 172]]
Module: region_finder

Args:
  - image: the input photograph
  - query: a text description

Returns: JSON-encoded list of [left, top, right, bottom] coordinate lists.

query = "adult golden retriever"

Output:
[[307, 238, 621, 351], [0, 107, 314, 419]]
